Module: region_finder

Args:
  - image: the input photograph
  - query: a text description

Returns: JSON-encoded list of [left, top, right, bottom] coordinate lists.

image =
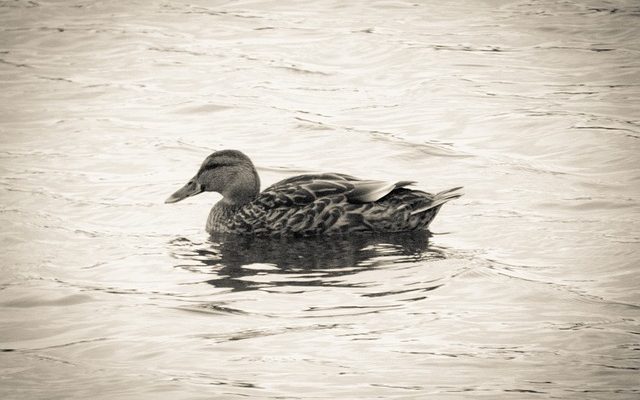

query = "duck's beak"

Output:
[[165, 179, 203, 204]]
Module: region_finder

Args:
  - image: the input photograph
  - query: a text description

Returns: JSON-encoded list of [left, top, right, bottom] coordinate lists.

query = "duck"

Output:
[[165, 150, 462, 236]]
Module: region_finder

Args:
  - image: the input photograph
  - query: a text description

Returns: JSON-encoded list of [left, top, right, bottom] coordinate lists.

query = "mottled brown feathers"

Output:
[[211, 172, 461, 236], [168, 150, 462, 236]]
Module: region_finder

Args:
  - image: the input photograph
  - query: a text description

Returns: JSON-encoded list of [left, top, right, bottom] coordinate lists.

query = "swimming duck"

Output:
[[165, 150, 462, 236]]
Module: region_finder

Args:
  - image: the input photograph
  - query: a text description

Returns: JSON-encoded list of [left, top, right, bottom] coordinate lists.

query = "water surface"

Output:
[[1, 0, 639, 398]]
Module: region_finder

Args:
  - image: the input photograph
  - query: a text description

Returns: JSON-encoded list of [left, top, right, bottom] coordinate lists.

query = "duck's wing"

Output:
[[261, 174, 415, 207], [230, 174, 422, 235], [347, 180, 416, 202], [266, 173, 357, 190]]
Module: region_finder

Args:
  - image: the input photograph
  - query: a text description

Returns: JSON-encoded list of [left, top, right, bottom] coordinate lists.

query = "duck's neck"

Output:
[[206, 199, 241, 234], [205, 165, 260, 234], [220, 164, 260, 205]]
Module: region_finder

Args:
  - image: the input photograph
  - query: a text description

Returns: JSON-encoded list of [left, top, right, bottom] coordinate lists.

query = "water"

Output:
[[1, 0, 639, 398]]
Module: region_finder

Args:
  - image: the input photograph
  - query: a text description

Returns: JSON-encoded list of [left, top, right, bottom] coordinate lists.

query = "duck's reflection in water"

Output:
[[169, 231, 447, 291]]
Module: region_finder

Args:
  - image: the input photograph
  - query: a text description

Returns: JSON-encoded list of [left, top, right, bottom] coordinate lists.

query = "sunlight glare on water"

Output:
[[1, 0, 639, 398]]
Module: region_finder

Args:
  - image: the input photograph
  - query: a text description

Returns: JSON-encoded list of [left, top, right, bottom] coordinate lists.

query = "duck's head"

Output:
[[165, 150, 260, 206]]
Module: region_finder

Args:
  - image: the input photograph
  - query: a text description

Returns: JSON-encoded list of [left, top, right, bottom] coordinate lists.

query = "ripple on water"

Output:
[[1, 0, 640, 398]]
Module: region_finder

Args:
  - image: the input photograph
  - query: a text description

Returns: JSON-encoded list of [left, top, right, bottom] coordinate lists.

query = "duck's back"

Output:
[[215, 173, 461, 236]]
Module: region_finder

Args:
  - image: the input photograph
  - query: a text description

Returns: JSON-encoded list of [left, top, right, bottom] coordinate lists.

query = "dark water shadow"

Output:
[[168, 232, 448, 291]]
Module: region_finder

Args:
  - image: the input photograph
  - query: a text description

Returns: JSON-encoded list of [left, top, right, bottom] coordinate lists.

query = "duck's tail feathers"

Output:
[[410, 186, 464, 215]]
